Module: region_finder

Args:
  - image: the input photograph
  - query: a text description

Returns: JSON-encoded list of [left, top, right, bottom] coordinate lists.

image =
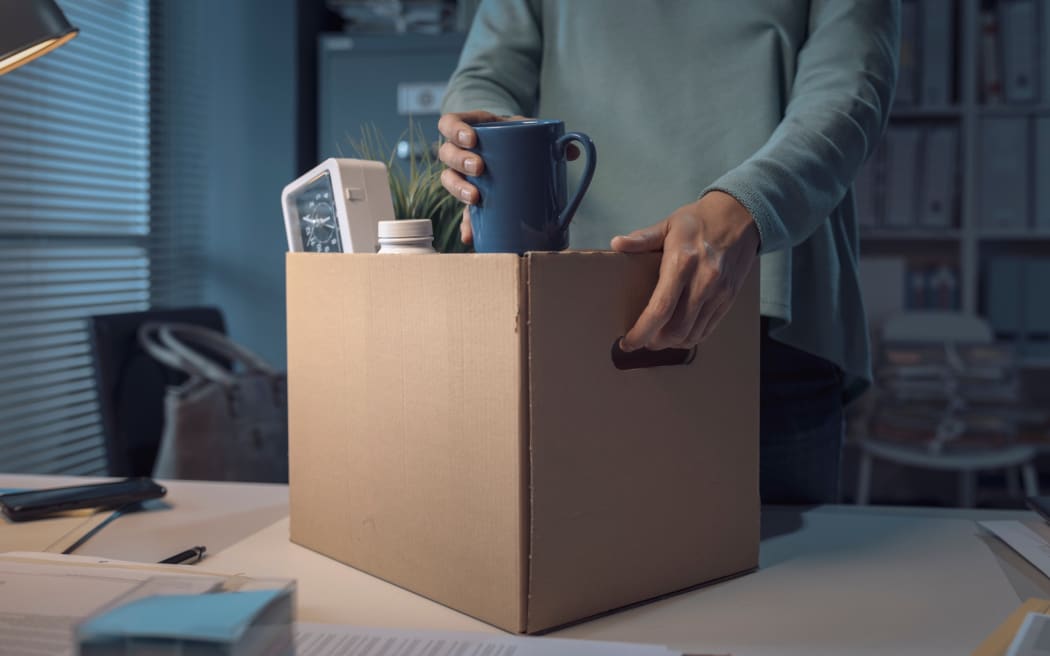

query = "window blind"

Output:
[[148, 0, 206, 307], [0, 0, 149, 474]]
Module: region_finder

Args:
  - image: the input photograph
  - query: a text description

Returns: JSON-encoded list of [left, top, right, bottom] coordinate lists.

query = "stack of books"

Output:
[[870, 342, 1023, 452]]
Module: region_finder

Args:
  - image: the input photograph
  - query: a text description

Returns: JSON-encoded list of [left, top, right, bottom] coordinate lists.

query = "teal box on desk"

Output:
[[76, 580, 295, 656]]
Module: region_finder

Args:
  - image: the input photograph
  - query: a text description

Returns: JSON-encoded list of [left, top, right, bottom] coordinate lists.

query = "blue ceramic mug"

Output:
[[467, 119, 596, 254]]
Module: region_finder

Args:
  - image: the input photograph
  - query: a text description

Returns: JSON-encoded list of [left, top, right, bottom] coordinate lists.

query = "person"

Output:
[[437, 1, 899, 504]]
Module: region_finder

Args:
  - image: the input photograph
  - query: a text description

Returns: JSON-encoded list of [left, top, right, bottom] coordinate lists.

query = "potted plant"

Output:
[[349, 122, 470, 253]]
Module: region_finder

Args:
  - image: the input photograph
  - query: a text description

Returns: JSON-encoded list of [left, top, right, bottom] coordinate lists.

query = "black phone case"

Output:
[[0, 477, 166, 521]]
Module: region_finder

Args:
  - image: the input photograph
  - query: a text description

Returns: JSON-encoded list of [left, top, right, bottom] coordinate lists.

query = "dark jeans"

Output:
[[760, 323, 845, 505]]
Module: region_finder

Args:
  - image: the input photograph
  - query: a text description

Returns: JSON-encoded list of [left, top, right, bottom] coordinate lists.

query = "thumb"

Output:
[[610, 221, 668, 253]]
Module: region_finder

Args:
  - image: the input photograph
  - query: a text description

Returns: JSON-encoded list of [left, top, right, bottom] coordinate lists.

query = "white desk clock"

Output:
[[281, 158, 395, 253]]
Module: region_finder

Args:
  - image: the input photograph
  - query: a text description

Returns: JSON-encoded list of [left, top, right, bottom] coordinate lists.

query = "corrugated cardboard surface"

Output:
[[287, 251, 760, 634], [524, 252, 760, 632], [286, 253, 527, 631]]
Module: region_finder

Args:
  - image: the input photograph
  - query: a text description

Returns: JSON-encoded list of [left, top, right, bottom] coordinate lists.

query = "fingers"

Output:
[[437, 111, 491, 206], [610, 221, 669, 253], [460, 205, 473, 245], [656, 280, 708, 349], [438, 111, 530, 206], [440, 167, 478, 204], [437, 110, 505, 147], [696, 295, 734, 343], [621, 244, 697, 351], [566, 143, 580, 161], [438, 141, 483, 177]]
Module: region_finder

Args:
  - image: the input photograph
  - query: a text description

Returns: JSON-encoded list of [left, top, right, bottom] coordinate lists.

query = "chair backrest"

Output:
[[88, 307, 226, 476], [880, 311, 994, 344]]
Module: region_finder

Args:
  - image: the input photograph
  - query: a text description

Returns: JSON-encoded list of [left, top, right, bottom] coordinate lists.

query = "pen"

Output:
[[158, 545, 206, 565]]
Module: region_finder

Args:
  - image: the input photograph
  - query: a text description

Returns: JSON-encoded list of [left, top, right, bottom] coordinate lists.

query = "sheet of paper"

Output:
[[0, 552, 228, 656], [0, 508, 118, 553], [295, 623, 679, 656], [981, 520, 1050, 579]]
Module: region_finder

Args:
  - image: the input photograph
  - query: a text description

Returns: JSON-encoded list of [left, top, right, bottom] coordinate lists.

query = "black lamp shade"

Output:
[[0, 0, 78, 76]]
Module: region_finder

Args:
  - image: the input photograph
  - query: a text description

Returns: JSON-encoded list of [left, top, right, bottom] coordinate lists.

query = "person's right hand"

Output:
[[438, 110, 521, 245]]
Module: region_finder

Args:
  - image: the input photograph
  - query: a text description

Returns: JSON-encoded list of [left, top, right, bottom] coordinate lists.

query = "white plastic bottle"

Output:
[[377, 219, 437, 254]]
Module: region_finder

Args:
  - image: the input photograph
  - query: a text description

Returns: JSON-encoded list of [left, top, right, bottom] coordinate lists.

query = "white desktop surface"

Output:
[[0, 474, 287, 562], [0, 474, 1039, 655]]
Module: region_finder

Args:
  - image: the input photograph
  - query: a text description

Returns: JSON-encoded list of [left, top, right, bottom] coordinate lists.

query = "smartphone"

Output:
[[1027, 496, 1050, 523], [0, 477, 166, 522]]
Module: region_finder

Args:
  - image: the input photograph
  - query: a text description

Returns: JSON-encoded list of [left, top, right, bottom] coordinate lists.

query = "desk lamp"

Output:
[[0, 0, 77, 76]]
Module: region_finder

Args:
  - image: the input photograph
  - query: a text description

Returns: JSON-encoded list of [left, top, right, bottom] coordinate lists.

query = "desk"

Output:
[[0, 474, 287, 562], [0, 474, 1041, 655]]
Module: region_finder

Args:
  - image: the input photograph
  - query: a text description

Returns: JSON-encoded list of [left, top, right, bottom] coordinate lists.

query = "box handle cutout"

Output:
[[610, 338, 696, 370]]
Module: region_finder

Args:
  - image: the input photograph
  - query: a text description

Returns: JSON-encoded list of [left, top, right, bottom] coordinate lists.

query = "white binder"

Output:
[[1000, 0, 1039, 103], [884, 127, 922, 228], [919, 0, 955, 106], [918, 127, 958, 228], [978, 117, 1030, 230]]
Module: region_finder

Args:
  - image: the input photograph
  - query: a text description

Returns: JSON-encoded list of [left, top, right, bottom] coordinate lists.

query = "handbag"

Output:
[[138, 322, 289, 482]]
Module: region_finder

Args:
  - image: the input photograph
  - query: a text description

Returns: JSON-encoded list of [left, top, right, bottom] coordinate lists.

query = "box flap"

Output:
[[524, 251, 760, 632], [286, 253, 527, 632]]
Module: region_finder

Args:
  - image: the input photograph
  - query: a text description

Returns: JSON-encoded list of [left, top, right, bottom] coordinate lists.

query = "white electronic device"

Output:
[[281, 158, 396, 253]]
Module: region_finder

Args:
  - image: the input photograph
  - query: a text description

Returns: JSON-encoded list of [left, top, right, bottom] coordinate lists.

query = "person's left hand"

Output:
[[611, 191, 761, 351]]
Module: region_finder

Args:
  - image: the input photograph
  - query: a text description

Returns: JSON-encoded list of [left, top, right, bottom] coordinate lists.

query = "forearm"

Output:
[[442, 0, 542, 117], [704, 0, 899, 254]]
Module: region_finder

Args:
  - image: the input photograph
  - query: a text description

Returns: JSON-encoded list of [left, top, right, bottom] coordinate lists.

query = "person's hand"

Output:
[[611, 191, 760, 351], [436, 110, 578, 245], [437, 111, 521, 245]]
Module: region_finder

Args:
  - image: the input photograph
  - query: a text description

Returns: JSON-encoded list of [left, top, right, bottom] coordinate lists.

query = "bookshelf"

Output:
[[861, 0, 1050, 366]]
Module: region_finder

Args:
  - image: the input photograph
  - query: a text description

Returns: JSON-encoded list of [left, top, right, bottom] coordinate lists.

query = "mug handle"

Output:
[[554, 132, 597, 230]]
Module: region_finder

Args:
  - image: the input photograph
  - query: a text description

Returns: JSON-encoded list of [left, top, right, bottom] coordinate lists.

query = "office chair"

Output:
[[88, 307, 227, 477]]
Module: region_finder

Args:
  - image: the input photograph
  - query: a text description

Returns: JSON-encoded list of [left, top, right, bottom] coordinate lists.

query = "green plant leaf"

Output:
[[348, 121, 468, 253]]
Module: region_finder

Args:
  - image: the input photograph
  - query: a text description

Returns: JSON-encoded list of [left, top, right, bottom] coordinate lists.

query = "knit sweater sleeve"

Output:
[[441, 0, 542, 118], [702, 0, 900, 254]]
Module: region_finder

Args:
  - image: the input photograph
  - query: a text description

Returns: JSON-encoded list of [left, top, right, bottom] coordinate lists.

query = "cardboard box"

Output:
[[286, 251, 759, 634]]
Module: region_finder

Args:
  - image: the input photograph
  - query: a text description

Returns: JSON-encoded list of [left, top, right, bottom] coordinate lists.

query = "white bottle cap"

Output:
[[378, 219, 433, 240]]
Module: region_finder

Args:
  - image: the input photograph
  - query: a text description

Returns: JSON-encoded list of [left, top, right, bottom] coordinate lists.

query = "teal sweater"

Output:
[[442, 0, 900, 400]]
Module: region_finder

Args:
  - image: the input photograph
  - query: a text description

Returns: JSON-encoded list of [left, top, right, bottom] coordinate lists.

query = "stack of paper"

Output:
[[294, 624, 686, 656], [0, 553, 690, 656], [0, 553, 291, 656]]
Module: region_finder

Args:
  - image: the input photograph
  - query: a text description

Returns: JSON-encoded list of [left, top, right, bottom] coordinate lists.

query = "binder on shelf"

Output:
[[896, 0, 919, 106], [927, 264, 959, 310], [884, 126, 922, 228], [919, 0, 955, 106], [985, 256, 1024, 336], [999, 0, 1039, 103], [980, 8, 1003, 103], [918, 126, 958, 228], [978, 117, 1029, 230], [905, 265, 929, 310], [1024, 258, 1050, 336], [1043, 1, 1050, 104], [1036, 117, 1050, 230]]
